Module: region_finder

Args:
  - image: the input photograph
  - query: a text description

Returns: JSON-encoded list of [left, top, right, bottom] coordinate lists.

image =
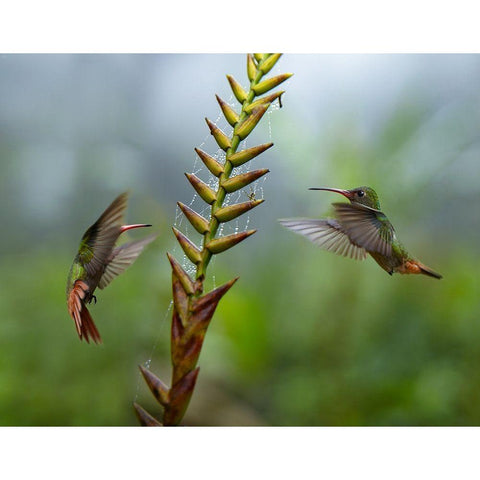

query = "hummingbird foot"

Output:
[[88, 295, 97, 305]]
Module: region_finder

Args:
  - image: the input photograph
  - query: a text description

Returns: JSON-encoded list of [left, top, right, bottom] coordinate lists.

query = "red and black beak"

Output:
[[309, 187, 354, 200], [120, 224, 152, 233]]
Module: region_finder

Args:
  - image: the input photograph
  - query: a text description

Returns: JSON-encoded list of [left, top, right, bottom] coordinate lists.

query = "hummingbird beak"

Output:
[[309, 187, 353, 199], [120, 224, 152, 233]]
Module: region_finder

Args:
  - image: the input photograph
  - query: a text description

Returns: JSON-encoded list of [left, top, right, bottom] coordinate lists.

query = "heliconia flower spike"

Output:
[[191, 277, 238, 317], [244, 91, 285, 114], [194, 148, 224, 178], [139, 365, 170, 407], [171, 272, 189, 326], [188, 278, 238, 335], [247, 54, 258, 81], [222, 169, 269, 193], [206, 230, 257, 254], [235, 104, 270, 140], [205, 118, 231, 151], [259, 53, 282, 74], [226, 74, 248, 103], [166, 252, 195, 296], [163, 368, 200, 426], [172, 271, 192, 331], [138, 54, 291, 426], [228, 142, 274, 167], [184, 173, 217, 205], [215, 199, 264, 223], [253, 73, 293, 96], [172, 340, 203, 383], [215, 95, 239, 127], [172, 227, 202, 265], [177, 202, 210, 234], [133, 403, 163, 426]]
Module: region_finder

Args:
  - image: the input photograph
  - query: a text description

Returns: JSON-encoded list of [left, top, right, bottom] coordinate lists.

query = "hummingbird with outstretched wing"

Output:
[[279, 186, 442, 279], [66, 192, 157, 344]]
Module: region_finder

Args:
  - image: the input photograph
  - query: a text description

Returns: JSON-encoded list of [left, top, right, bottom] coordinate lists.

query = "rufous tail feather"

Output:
[[77, 304, 102, 344], [68, 280, 102, 344], [399, 260, 442, 279], [417, 262, 442, 279]]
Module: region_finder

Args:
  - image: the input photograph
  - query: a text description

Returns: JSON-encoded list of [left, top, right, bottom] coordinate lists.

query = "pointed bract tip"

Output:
[[133, 402, 163, 426]]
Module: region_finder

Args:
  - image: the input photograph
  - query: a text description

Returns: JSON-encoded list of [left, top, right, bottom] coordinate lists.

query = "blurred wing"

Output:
[[333, 202, 394, 256], [67, 280, 102, 344], [78, 192, 129, 277], [279, 218, 367, 260], [98, 234, 158, 289]]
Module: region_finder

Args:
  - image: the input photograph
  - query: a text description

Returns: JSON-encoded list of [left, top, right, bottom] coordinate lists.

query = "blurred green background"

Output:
[[0, 54, 479, 425]]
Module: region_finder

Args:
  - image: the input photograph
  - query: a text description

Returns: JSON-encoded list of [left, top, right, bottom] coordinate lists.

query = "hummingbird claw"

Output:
[[89, 295, 97, 305]]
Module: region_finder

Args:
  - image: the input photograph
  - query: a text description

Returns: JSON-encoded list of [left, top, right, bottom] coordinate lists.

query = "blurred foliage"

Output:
[[0, 55, 479, 425]]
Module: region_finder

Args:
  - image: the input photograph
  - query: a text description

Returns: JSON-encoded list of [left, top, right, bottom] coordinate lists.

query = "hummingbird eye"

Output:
[[357, 190, 365, 197]]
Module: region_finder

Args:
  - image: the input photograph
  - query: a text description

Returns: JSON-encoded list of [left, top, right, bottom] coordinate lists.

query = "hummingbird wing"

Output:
[[78, 192, 129, 280], [332, 202, 395, 256], [98, 234, 158, 289], [67, 280, 102, 344], [279, 218, 367, 260]]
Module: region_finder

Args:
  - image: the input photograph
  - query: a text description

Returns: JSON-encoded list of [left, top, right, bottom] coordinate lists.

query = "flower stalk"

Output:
[[135, 54, 292, 426]]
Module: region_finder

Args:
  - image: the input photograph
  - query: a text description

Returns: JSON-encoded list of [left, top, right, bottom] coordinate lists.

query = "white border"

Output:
[[1, 1, 479, 53]]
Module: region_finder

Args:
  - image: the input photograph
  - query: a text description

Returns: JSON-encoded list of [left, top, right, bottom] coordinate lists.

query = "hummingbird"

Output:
[[279, 186, 442, 279], [66, 192, 157, 344]]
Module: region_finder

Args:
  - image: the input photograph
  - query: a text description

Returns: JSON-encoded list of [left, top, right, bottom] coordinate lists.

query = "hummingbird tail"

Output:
[[398, 260, 442, 279], [78, 305, 102, 344], [68, 280, 102, 344], [417, 262, 443, 280]]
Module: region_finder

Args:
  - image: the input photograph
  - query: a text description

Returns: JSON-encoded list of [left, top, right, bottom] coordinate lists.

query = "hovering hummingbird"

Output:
[[66, 192, 157, 344], [279, 186, 442, 279]]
